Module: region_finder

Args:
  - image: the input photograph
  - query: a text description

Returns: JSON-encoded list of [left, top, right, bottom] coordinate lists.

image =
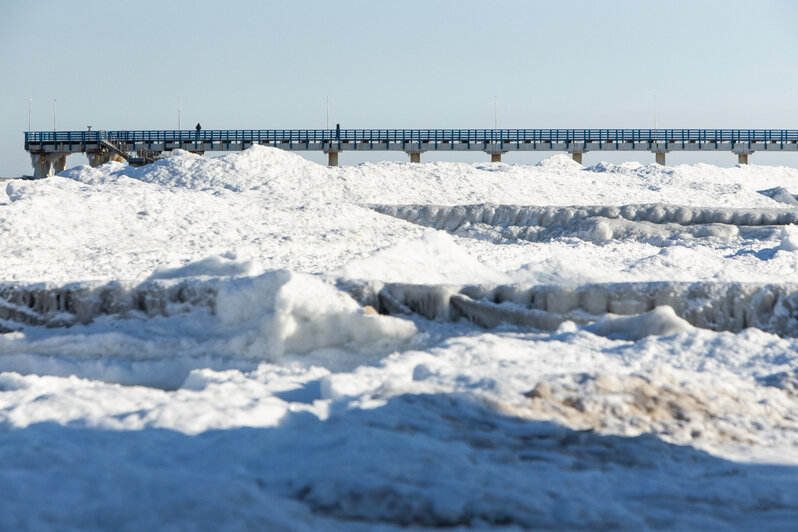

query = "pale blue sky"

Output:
[[1, 0, 797, 175]]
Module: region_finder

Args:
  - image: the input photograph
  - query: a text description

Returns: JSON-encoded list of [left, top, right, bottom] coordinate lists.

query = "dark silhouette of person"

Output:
[[195, 123, 202, 131], [336, 123, 340, 140]]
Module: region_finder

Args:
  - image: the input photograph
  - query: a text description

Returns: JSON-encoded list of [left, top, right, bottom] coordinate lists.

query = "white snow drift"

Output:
[[2, 146, 798, 530]]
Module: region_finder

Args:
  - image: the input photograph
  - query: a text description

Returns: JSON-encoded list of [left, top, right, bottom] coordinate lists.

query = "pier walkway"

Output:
[[24, 129, 798, 177]]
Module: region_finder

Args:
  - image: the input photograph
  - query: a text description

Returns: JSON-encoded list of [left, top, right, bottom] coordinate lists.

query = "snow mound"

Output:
[[778, 225, 798, 252], [5, 181, 33, 202], [337, 231, 510, 284], [215, 271, 416, 359], [586, 160, 668, 177], [63, 145, 326, 192], [535, 153, 583, 169], [59, 161, 128, 185], [587, 306, 694, 340], [147, 253, 259, 280]]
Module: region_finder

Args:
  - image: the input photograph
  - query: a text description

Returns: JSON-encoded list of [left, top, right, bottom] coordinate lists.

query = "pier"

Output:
[[24, 129, 798, 177]]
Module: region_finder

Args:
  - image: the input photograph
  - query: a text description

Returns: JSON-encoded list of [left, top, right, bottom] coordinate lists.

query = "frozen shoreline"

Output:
[[2, 147, 798, 529]]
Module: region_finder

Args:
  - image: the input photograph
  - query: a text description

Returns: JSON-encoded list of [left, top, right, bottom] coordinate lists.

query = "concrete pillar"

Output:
[[409, 152, 421, 163], [327, 151, 339, 167], [88, 153, 109, 168], [52, 155, 67, 175], [491, 153, 502, 163], [738, 153, 749, 165], [30, 154, 51, 179], [30, 153, 69, 178], [655, 152, 666, 166], [571, 152, 583, 164]]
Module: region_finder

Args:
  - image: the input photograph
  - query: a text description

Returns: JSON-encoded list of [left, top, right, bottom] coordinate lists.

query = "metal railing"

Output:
[[25, 129, 798, 148]]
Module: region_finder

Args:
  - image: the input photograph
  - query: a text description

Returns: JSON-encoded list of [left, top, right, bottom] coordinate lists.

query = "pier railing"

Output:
[[25, 128, 798, 147]]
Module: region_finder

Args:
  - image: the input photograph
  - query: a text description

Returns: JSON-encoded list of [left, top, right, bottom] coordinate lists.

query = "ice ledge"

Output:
[[341, 280, 798, 338]]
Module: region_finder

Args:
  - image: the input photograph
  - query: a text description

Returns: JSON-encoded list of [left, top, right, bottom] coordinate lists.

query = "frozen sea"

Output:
[[1, 147, 798, 530]]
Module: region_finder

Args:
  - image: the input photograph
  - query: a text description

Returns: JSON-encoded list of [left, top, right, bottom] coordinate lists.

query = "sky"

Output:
[[1, 0, 797, 176]]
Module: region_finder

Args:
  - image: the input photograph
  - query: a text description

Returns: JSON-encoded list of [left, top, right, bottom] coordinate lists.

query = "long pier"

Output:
[[24, 129, 798, 177]]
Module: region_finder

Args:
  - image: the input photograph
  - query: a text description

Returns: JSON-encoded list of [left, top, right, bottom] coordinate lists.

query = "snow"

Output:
[[2, 146, 798, 529], [587, 306, 695, 339], [337, 230, 510, 284]]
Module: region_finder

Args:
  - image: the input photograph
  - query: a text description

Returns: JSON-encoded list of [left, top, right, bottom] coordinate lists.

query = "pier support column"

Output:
[[30, 154, 51, 179], [52, 155, 67, 175], [571, 152, 583, 164], [30, 153, 69, 178], [327, 151, 339, 167], [655, 152, 667, 166], [732, 147, 753, 166], [491, 153, 502, 163], [409, 152, 421, 163]]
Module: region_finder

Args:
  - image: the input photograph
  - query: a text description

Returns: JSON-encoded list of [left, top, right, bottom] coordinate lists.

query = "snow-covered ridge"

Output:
[[0, 271, 416, 366], [375, 203, 798, 228], [345, 280, 798, 338], [0, 279, 215, 329], [60, 146, 326, 193], [7, 273, 798, 340], [373, 203, 798, 245]]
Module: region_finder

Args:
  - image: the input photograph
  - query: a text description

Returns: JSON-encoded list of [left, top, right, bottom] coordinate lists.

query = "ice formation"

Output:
[[0, 270, 416, 364], [372, 203, 798, 245], [347, 279, 798, 337]]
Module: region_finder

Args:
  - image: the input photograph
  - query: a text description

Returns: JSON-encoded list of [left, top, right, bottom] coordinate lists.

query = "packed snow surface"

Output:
[[3, 146, 798, 529]]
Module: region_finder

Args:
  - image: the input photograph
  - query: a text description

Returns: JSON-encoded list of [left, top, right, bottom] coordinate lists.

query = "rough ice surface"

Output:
[[366, 280, 798, 336], [4, 147, 798, 529], [372, 202, 797, 246], [0, 269, 416, 389]]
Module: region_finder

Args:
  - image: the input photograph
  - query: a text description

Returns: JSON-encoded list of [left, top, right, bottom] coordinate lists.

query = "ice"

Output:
[[374, 203, 798, 228], [373, 202, 798, 245], [0, 270, 417, 389], [362, 280, 798, 337], [587, 305, 694, 340], [214, 270, 417, 359]]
